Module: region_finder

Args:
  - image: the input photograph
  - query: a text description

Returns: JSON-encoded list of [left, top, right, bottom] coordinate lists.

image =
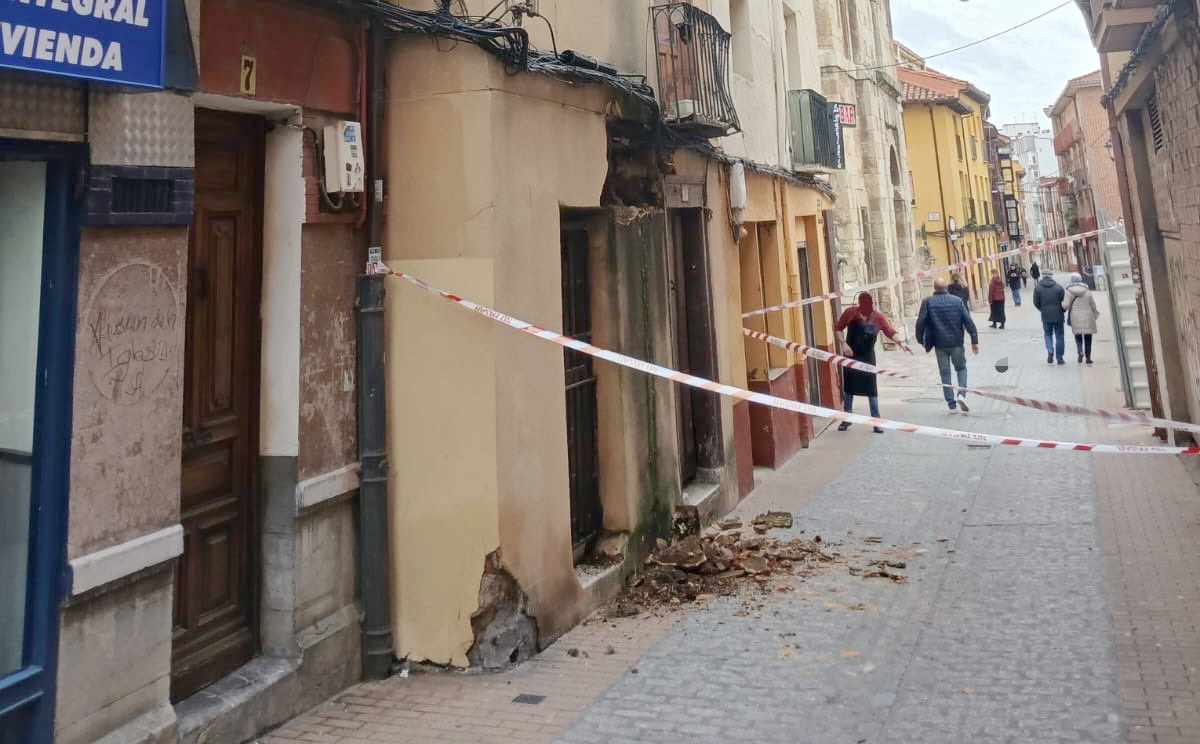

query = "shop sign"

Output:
[[831, 102, 857, 127], [1, 0, 166, 89]]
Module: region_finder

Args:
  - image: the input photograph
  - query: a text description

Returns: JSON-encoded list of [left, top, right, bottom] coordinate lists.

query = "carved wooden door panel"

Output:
[[172, 109, 263, 702]]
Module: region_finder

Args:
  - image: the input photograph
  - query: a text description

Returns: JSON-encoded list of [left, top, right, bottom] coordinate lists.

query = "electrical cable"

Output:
[[532, 12, 557, 58], [842, 1, 1073, 74]]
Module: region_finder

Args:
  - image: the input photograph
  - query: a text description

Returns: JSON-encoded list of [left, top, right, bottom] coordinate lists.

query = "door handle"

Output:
[[192, 267, 208, 300], [182, 429, 214, 448]]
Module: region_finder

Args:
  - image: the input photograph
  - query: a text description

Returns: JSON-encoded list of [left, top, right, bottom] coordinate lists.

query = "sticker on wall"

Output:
[[928, 212, 941, 222], [240, 55, 257, 96]]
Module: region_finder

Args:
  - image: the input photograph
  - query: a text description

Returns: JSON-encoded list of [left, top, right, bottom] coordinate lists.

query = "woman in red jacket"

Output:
[[988, 270, 1006, 330], [834, 292, 910, 433]]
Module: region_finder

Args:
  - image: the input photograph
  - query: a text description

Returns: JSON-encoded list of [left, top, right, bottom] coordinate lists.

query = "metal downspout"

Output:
[[357, 22, 394, 681]]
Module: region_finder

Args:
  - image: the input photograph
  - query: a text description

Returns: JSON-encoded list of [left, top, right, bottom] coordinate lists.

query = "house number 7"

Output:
[[240, 56, 257, 96]]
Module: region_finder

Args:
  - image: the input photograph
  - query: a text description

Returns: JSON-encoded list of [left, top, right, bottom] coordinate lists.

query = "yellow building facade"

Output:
[[898, 62, 1001, 304], [381, 0, 843, 669]]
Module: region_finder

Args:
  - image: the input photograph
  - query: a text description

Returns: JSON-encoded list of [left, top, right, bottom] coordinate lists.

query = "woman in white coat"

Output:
[[1063, 273, 1100, 364]]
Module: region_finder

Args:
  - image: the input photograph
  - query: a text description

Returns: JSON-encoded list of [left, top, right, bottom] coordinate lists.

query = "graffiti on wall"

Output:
[[82, 261, 181, 406]]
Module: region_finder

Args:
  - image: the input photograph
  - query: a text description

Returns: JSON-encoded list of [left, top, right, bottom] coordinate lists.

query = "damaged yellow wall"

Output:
[[385, 40, 616, 666]]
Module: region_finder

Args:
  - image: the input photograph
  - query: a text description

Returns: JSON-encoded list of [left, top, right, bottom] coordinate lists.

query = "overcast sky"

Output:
[[889, 0, 1102, 128]]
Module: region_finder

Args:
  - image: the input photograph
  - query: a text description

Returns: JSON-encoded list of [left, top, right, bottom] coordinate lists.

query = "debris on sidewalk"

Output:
[[608, 512, 856, 617], [603, 512, 921, 619], [752, 511, 794, 533], [862, 560, 908, 584]]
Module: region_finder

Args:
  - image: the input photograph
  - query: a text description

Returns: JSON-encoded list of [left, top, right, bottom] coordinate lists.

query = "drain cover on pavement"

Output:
[[512, 694, 546, 705]]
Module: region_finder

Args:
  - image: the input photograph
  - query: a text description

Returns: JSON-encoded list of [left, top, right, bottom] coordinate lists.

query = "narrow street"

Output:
[[264, 292, 1200, 744]]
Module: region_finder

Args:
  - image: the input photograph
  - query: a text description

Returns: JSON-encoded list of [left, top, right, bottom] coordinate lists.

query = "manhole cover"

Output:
[[513, 694, 546, 705]]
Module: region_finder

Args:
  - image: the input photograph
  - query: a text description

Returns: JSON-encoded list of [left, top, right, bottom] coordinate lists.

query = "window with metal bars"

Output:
[[1148, 92, 1165, 153], [112, 177, 173, 213]]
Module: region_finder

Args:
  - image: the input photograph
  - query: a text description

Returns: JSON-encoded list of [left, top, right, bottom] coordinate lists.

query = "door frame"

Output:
[[560, 216, 603, 560], [0, 139, 81, 744], [666, 207, 723, 484], [172, 109, 266, 701]]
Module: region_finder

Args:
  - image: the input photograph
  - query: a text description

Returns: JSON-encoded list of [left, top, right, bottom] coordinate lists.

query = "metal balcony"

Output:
[[1054, 123, 1078, 155], [788, 90, 843, 170], [1090, 1, 1160, 52], [651, 3, 741, 138]]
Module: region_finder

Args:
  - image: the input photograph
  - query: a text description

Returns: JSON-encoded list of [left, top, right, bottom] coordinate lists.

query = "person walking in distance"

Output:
[[916, 277, 980, 414], [948, 272, 971, 308], [988, 270, 1007, 329], [1063, 272, 1100, 364], [1019, 264, 1029, 289], [1030, 260, 1041, 282], [1006, 264, 1023, 306], [834, 292, 911, 433], [1033, 270, 1067, 364]]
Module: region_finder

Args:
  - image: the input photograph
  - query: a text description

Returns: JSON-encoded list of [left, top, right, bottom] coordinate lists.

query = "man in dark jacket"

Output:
[[1006, 265, 1023, 306], [1033, 271, 1067, 364], [1030, 261, 1041, 281], [916, 278, 980, 413], [947, 273, 971, 307]]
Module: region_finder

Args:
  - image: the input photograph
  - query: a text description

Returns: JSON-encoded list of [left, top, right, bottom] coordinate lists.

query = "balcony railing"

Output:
[[1054, 123, 1078, 155], [651, 3, 740, 138], [788, 89, 843, 170]]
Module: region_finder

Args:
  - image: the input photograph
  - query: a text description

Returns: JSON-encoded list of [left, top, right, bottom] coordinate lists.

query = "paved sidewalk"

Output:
[[264, 294, 1200, 744]]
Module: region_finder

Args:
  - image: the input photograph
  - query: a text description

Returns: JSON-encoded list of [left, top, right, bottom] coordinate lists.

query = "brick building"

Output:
[[1046, 70, 1124, 276], [1075, 0, 1200, 434]]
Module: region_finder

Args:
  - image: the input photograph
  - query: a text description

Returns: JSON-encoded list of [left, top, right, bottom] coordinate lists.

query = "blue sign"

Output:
[[1, 0, 166, 89]]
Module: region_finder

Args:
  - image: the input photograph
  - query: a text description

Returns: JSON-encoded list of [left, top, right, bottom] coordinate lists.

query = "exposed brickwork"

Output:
[[1147, 14, 1200, 424]]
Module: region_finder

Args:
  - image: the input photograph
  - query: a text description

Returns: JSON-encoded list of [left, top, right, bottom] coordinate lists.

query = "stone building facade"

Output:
[[815, 0, 922, 321], [0, 2, 374, 742]]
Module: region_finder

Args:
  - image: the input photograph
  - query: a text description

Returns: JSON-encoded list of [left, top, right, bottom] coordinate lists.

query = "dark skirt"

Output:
[[989, 300, 1006, 324], [843, 364, 878, 397]]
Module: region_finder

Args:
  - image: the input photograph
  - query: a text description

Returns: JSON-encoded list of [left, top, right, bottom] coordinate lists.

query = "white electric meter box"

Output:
[[323, 121, 365, 194]]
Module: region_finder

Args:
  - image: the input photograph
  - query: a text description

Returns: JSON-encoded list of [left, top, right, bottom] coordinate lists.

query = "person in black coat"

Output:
[[1030, 261, 1041, 281], [1033, 272, 1067, 364], [1005, 265, 1023, 306], [947, 273, 971, 307]]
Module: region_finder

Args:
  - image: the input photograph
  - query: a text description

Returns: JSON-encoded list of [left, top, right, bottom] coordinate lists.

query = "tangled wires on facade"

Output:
[[353, 0, 532, 69], [340, 0, 660, 119]]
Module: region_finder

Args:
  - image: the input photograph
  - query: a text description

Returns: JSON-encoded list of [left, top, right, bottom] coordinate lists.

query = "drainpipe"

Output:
[[357, 22, 394, 681]]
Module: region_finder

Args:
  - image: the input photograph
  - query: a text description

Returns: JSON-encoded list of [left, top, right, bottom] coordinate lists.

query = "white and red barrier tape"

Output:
[[378, 263, 1198, 456], [742, 229, 1107, 319], [742, 327, 1200, 436]]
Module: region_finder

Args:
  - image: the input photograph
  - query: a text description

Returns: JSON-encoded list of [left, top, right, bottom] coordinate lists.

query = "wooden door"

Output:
[[172, 109, 263, 702], [669, 213, 698, 485], [561, 223, 602, 558], [669, 209, 722, 485]]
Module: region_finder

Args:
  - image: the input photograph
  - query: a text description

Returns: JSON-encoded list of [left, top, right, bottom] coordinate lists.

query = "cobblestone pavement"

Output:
[[265, 293, 1200, 744]]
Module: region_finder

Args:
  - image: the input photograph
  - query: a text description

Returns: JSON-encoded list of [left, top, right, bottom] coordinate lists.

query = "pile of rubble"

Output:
[[607, 511, 845, 616]]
